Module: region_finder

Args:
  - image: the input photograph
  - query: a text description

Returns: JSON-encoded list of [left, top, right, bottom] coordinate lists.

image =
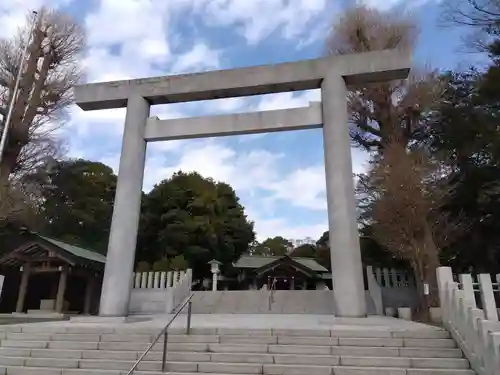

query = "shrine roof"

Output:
[[0, 232, 106, 269], [38, 236, 106, 264], [233, 255, 328, 272]]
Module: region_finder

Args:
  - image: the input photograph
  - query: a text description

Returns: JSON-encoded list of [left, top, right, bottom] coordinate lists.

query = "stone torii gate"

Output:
[[74, 49, 410, 318]]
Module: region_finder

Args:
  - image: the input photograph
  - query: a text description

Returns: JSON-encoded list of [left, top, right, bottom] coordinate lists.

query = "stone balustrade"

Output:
[[437, 267, 500, 375], [128, 269, 192, 314]]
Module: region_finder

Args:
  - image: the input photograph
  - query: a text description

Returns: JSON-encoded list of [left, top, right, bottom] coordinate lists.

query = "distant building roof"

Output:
[[234, 255, 328, 273]]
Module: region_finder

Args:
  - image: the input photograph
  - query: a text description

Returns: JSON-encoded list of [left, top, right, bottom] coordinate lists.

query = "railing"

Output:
[[366, 266, 418, 314], [366, 266, 384, 315], [437, 267, 500, 375], [129, 269, 192, 315], [457, 273, 500, 317], [168, 269, 193, 314], [133, 270, 186, 290], [371, 267, 415, 288], [268, 277, 277, 311], [126, 293, 194, 375]]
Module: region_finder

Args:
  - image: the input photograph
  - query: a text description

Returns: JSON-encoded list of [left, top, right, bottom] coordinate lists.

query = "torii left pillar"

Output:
[[98, 96, 150, 316]]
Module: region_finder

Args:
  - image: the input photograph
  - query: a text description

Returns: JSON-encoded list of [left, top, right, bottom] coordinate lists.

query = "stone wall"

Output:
[[129, 289, 169, 314], [190, 291, 337, 314]]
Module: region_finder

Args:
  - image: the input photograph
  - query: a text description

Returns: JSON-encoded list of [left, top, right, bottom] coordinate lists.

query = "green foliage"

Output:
[[253, 236, 292, 256], [136, 261, 151, 272], [315, 228, 405, 270], [290, 244, 316, 258], [137, 171, 255, 279], [314, 245, 331, 271], [316, 231, 329, 248], [423, 64, 500, 272], [151, 258, 170, 272], [38, 159, 117, 254], [169, 255, 188, 270], [359, 225, 409, 268], [150, 255, 188, 271]]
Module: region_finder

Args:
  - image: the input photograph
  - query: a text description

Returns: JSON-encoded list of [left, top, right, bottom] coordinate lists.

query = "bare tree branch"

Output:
[[442, 0, 500, 29], [0, 7, 84, 186], [440, 1, 500, 52], [0, 181, 37, 229], [358, 135, 465, 317], [326, 6, 444, 152]]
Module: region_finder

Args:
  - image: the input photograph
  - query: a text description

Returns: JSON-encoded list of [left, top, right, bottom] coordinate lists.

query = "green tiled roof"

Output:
[[234, 255, 328, 272], [38, 235, 106, 264]]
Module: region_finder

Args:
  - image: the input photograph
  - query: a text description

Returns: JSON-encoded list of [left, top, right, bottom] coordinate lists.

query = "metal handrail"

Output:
[[126, 292, 194, 375], [268, 278, 277, 311]]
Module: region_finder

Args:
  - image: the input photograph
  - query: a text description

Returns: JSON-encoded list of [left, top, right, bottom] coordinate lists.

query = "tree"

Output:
[[359, 225, 408, 268], [151, 255, 189, 272], [253, 236, 292, 256], [37, 159, 117, 253], [0, 8, 83, 183], [137, 171, 255, 279], [314, 232, 332, 270], [315, 228, 404, 269], [325, 6, 443, 151], [290, 244, 316, 258], [423, 70, 500, 272], [359, 139, 461, 318], [442, 0, 500, 34], [0, 183, 34, 230], [169, 255, 188, 271]]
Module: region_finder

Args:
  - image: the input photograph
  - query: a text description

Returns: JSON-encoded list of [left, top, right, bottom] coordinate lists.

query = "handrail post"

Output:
[[187, 301, 192, 334], [126, 293, 193, 375], [268, 278, 276, 311], [161, 331, 168, 372]]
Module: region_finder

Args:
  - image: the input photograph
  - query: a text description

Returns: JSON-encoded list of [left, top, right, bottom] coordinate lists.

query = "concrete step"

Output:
[[339, 357, 469, 369], [0, 326, 471, 375], [0, 347, 467, 362], [0, 354, 470, 371], [333, 368, 475, 375], [0, 365, 477, 375], [0, 367, 168, 375], [0, 345, 465, 360], [0, 325, 450, 342], [0, 332, 452, 344], [0, 337, 458, 352], [0, 345, 464, 360]]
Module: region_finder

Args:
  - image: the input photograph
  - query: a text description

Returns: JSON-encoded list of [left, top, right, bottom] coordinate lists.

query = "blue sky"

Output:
[[0, 0, 485, 242]]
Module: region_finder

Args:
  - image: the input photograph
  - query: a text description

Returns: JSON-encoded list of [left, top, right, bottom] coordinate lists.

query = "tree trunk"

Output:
[[411, 228, 441, 322]]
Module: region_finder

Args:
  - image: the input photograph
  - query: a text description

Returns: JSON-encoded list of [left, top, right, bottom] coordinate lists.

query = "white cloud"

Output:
[[267, 166, 327, 210], [200, 0, 330, 44], [256, 90, 321, 112], [171, 43, 221, 74], [248, 210, 327, 242], [360, 0, 440, 11], [0, 0, 73, 38], [85, 0, 170, 61], [146, 140, 285, 193]]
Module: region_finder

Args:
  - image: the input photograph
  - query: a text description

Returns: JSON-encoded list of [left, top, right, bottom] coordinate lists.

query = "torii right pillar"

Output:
[[322, 73, 366, 317]]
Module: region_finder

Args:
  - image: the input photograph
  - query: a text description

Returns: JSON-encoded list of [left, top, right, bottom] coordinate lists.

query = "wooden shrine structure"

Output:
[[0, 232, 106, 315], [233, 255, 330, 290]]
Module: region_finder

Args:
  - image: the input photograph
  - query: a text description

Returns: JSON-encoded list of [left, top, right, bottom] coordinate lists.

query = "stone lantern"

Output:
[[208, 259, 221, 291]]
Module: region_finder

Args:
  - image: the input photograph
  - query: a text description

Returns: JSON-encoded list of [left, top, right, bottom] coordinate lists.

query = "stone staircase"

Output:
[[0, 323, 475, 375]]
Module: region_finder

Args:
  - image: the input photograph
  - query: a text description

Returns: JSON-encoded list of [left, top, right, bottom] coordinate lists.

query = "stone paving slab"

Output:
[[0, 314, 446, 334]]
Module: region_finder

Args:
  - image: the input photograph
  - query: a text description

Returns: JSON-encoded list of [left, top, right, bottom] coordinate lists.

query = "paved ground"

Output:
[[2, 314, 443, 333]]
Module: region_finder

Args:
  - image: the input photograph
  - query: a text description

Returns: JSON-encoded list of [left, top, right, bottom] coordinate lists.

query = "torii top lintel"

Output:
[[74, 49, 411, 111]]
